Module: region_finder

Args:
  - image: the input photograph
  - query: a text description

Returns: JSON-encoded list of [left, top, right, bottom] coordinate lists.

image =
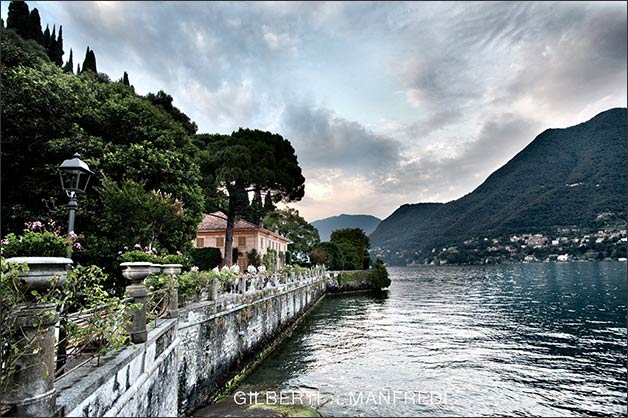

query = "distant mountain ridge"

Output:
[[370, 108, 627, 265], [312, 214, 381, 242]]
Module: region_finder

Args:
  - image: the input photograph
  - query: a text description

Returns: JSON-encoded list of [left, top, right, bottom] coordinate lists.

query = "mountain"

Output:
[[312, 214, 381, 242], [370, 108, 627, 265]]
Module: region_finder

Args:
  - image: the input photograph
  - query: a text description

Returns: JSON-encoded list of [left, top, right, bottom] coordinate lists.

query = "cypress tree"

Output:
[[53, 25, 64, 66], [251, 189, 263, 226], [47, 25, 57, 62], [28, 8, 44, 45], [63, 49, 74, 73], [263, 191, 275, 214], [7, 1, 30, 39], [76, 63, 81, 74], [82, 46, 97, 73], [122, 71, 130, 86], [43, 24, 50, 48]]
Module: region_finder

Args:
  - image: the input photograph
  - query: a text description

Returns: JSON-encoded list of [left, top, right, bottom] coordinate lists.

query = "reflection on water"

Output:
[[240, 262, 627, 416]]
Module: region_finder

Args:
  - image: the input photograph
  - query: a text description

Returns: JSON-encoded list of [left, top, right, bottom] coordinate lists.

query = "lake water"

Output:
[[238, 262, 627, 417]]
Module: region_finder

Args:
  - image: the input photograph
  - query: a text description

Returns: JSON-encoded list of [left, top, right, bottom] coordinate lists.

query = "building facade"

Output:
[[194, 211, 290, 271]]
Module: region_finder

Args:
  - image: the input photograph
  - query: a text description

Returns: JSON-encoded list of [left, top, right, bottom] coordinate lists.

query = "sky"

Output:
[[2, 1, 626, 222]]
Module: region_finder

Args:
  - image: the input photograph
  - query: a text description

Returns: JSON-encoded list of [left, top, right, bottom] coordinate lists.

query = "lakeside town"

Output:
[[373, 220, 628, 266]]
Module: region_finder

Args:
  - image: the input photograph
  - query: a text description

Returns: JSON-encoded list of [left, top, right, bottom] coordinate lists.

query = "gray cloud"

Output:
[[281, 103, 401, 175], [7, 1, 625, 220], [377, 114, 542, 202]]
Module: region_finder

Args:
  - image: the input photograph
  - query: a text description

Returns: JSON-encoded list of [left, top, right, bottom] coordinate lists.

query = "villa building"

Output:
[[194, 211, 290, 271]]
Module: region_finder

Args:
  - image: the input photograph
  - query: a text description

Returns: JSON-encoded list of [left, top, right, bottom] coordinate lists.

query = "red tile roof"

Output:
[[198, 211, 258, 231]]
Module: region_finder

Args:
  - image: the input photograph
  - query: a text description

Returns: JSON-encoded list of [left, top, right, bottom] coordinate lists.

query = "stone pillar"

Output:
[[2, 256, 72, 417], [212, 277, 219, 302], [120, 262, 151, 344], [240, 275, 247, 295], [162, 264, 182, 319]]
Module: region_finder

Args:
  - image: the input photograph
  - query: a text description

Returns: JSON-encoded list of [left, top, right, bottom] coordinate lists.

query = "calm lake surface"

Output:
[[239, 262, 627, 417]]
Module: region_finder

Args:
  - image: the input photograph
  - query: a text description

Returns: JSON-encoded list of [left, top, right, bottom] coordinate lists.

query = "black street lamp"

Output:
[[58, 153, 93, 255]]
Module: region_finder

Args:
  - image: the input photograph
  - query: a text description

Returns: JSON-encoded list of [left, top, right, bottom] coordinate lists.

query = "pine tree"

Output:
[[28, 8, 44, 45], [53, 25, 64, 66], [7, 1, 30, 39], [122, 71, 130, 86], [63, 49, 74, 73], [82, 46, 97, 73]]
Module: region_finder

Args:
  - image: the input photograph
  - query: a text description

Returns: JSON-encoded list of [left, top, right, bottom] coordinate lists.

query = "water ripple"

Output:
[[242, 262, 627, 417]]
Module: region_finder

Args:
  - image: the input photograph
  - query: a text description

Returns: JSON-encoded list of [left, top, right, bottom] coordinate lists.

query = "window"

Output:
[[238, 236, 247, 247], [216, 237, 224, 247], [260, 238, 264, 248], [196, 237, 204, 248]]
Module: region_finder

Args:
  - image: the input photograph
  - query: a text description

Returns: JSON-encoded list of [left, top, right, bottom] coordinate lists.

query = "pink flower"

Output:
[[68, 231, 78, 240], [134, 244, 142, 249], [73, 242, 82, 250], [1, 239, 8, 245]]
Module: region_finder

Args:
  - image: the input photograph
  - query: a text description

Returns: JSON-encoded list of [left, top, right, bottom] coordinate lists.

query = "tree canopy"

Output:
[[1, 26, 204, 286], [262, 208, 320, 255], [194, 129, 305, 266], [330, 228, 371, 270]]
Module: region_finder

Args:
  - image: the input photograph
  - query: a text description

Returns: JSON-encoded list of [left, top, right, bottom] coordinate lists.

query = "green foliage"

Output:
[[145, 90, 197, 135], [310, 242, 344, 270], [337, 259, 390, 290], [330, 228, 370, 270], [62, 48, 73, 73], [247, 248, 261, 267], [1, 220, 78, 258], [193, 129, 305, 266], [1, 27, 204, 285], [98, 178, 188, 256], [263, 207, 320, 255], [190, 247, 222, 270], [262, 249, 278, 272], [1, 258, 132, 387], [81, 46, 97, 73], [6, 1, 31, 40]]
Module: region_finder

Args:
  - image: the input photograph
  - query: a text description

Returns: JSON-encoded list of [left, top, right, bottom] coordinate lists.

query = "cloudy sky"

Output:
[[3, 1, 626, 221]]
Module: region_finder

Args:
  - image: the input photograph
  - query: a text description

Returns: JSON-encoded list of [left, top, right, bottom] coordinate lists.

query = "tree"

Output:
[[194, 129, 305, 266], [330, 228, 371, 270], [146, 90, 198, 135], [42, 24, 50, 48], [7, 1, 30, 39], [28, 8, 44, 45], [62, 48, 73, 73], [1, 31, 204, 284], [310, 242, 344, 270], [247, 248, 261, 267], [262, 208, 320, 254], [82, 46, 97, 73], [122, 71, 130, 86], [251, 188, 263, 226], [52, 25, 64, 66]]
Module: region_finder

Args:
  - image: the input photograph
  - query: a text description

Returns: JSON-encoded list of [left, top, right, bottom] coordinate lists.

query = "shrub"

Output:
[[190, 247, 222, 270], [1, 220, 80, 258]]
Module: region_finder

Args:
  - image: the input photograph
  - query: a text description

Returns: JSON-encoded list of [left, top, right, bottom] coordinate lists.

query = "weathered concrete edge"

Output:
[[55, 318, 177, 416], [209, 290, 328, 406]]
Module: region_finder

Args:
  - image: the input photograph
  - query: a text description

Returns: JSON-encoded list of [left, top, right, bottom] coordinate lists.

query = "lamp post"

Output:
[[58, 153, 93, 257]]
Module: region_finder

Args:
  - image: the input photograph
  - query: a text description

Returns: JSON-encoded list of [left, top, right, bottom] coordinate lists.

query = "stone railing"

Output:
[[0, 259, 328, 417]]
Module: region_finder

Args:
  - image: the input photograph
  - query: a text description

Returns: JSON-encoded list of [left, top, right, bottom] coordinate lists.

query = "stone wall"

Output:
[[51, 274, 327, 417], [55, 318, 179, 417], [177, 276, 327, 415]]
